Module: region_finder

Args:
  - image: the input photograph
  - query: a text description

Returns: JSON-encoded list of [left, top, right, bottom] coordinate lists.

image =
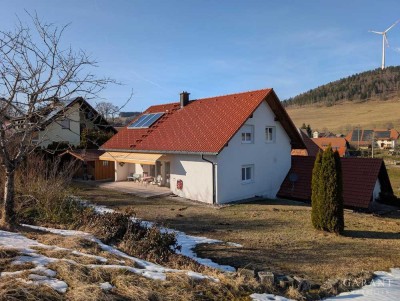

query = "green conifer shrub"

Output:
[[311, 146, 344, 234]]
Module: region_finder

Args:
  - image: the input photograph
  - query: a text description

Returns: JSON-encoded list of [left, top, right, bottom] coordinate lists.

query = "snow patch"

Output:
[[21, 224, 220, 282], [26, 274, 68, 293], [100, 282, 114, 291], [91, 204, 238, 272], [324, 268, 400, 301], [250, 293, 295, 301]]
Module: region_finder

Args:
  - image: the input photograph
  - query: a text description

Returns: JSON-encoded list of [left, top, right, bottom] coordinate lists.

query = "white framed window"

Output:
[[241, 125, 254, 144], [59, 118, 71, 129], [241, 164, 254, 184], [102, 161, 109, 167], [265, 126, 275, 143]]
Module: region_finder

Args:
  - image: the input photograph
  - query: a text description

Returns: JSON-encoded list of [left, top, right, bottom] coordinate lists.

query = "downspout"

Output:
[[201, 154, 216, 205]]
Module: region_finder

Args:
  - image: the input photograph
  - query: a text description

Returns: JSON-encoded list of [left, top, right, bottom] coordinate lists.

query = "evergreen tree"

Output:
[[311, 151, 322, 229], [306, 124, 312, 137], [333, 151, 344, 232], [311, 146, 344, 234]]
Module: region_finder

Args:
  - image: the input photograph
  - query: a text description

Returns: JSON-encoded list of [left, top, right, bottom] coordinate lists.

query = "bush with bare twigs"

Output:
[[0, 155, 87, 226]]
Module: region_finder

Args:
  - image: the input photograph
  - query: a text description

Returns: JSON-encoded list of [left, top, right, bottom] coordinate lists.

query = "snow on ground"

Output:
[[0, 225, 219, 294], [24, 274, 69, 293], [100, 281, 114, 291], [93, 203, 239, 272], [250, 293, 295, 301], [324, 268, 400, 301], [23, 224, 220, 282], [0, 230, 69, 292]]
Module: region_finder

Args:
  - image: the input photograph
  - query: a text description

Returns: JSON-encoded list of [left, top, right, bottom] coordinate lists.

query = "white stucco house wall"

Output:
[[100, 89, 305, 205]]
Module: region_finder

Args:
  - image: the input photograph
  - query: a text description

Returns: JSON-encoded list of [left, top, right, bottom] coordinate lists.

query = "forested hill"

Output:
[[283, 66, 400, 107]]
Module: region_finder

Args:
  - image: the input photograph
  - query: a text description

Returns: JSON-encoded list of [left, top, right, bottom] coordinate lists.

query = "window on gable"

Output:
[[241, 125, 254, 144], [59, 118, 71, 130], [265, 126, 275, 143], [241, 164, 254, 183]]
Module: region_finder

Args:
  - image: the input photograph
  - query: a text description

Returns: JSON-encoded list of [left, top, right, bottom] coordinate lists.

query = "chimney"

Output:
[[180, 91, 190, 108]]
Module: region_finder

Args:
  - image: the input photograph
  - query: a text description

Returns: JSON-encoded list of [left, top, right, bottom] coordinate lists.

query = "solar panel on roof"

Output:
[[141, 113, 164, 127], [362, 130, 373, 141], [375, 131, 390, 139], [128, 115, 147, 128], [351, 130, 361, 141], [127, 112, 164, 129]]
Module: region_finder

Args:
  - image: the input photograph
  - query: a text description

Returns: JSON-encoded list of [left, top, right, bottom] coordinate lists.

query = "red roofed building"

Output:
[[345, 128, 400, 150], [311, 137, 349, 157], [100, 89, 305, 204], [277, 156, 396, 210]]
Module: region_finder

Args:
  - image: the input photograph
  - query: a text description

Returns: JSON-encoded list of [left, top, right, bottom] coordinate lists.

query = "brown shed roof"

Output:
[[59, 149, 105, 162], [277, 156, 394, 209]]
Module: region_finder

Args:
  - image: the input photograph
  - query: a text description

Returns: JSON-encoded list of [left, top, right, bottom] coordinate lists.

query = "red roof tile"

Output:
[[277, 156, 394, 209], [311, 137, 348, 157], [101, 89, 305, 153]]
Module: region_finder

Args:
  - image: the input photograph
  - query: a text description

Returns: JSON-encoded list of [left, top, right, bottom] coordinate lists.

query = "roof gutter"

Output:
[[201, 154, 217, 205], [100, 148, 218, 156]]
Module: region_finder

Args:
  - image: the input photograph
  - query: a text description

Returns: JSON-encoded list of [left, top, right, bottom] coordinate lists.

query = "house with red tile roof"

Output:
[[311, 137, 349, 157], [345, 129, 400, 150], [100, 89, 305, 204], [277, 156, 396, 210]]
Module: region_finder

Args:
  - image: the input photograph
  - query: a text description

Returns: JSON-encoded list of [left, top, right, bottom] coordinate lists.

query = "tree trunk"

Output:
[[1, 169, 16, 229]]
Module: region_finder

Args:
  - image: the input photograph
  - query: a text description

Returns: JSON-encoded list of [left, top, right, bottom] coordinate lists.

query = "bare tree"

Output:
[[95, 101, 119, 123], [0, 14, 115, 229]]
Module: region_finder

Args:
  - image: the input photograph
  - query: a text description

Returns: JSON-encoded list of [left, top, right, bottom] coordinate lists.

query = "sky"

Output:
[[1, 0, 400, 111]]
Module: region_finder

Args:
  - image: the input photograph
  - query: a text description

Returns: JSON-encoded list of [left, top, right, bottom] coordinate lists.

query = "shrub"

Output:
[[10, 155, 85, 225], [121, 220, 180, 263], [311, 146, 344, 234], [82, 212, 130, 243], [311, 151, 322, 229], [81, 212, 180, 263]]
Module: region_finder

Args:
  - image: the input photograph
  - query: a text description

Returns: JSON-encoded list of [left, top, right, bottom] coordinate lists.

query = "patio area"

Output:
[[96, 181, 172, 199]]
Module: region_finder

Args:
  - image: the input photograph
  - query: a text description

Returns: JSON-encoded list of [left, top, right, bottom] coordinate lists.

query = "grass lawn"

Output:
[[73, 182, 400, 284]]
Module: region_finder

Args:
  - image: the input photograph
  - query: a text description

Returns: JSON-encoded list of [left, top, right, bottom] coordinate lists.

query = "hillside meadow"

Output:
[[286, 98, 400, 134]]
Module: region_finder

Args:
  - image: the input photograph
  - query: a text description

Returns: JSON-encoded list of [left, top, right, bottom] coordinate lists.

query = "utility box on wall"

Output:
[[177, 179, 183, 190]]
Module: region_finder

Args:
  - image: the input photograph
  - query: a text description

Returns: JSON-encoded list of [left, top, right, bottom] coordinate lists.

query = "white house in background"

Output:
[[11, 97, 115, 148], [100, 89, 305, 204]]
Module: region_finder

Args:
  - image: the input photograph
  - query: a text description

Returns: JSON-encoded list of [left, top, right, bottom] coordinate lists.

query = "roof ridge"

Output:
[[148, 88, 273, 106], [192, 88, 272, 101]]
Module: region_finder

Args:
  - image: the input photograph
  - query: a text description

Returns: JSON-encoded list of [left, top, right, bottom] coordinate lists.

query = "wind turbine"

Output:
[[369, 20, 399, 70]]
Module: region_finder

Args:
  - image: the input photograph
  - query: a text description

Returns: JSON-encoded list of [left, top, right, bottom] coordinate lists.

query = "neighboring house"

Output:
[[291, 129, 321, 157], [278, 156, 396, 210], [59, 149, 115, 181], [100, 89, 305, 204], [346, 129, 400, 150], [312, 130, 336, 138], [11, 97, 116, 148], [311, 137, 349, 157]]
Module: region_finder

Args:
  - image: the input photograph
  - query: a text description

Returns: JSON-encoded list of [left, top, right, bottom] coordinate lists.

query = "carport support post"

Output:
[[201, 154, 216, 205]]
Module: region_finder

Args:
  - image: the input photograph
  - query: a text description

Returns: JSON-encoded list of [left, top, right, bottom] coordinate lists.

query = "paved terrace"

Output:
[[80, 180, 172, 199]]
